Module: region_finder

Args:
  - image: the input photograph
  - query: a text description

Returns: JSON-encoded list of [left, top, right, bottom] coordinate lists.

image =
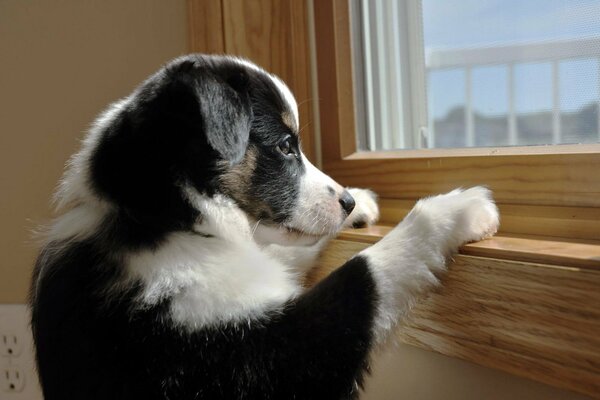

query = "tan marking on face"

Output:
[[219, 146, 271, 219], [282, 112, 298, 134], [219, 146, 257, 197]]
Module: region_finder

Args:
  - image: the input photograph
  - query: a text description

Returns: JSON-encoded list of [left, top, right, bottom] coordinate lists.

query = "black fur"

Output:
[[32, 242, 376, 399], [30, 55, 379, 399]]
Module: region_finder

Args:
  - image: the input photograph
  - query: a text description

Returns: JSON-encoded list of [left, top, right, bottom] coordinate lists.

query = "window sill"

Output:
[[337, 225, 600, 270]]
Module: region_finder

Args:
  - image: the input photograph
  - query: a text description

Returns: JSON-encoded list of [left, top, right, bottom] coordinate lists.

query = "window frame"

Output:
[[313, 0, 600, 238]]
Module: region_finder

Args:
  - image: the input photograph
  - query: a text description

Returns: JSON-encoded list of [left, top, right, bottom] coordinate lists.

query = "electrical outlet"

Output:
[[1, 366, 26, 393], [0, 304, 43, 399], [1, 333, 22, 357]]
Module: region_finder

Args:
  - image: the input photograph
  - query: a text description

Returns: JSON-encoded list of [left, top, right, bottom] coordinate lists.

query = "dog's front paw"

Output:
[[413, 186, 499, 252], [455, 186, 500, 242], [344, 188, 379, 229]]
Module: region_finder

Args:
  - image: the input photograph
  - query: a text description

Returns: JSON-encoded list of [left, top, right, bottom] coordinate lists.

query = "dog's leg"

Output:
[[256, 188, 498, 398], [360, 186, 499, 341]]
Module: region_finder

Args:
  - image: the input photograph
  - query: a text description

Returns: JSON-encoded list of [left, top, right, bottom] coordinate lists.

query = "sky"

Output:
[[423, 0, 600, 118]]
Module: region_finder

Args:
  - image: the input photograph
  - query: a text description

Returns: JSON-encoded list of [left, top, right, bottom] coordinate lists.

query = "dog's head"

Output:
[[58, 55, 354, 246]]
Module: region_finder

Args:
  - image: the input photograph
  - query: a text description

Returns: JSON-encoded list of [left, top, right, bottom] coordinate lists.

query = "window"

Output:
[[351, 0, 600, 151], [313, 0, 600, 236]]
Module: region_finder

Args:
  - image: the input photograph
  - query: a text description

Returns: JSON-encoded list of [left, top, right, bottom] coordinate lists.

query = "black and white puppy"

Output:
[[30, 54, 499, 400]]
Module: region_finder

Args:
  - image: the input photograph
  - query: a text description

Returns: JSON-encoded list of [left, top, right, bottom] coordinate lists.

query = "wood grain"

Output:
[[188, 0, 225, 54], [336, 226, 600, 269], [308, 239, 600, 398], [313, 0, 358, 160], [324, 152, 600, 208], [462, 235, 600, 268], [377, 198, 600, 241]]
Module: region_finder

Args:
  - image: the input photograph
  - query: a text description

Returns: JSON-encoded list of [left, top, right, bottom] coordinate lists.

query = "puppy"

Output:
[[30, 54, 499, 400]]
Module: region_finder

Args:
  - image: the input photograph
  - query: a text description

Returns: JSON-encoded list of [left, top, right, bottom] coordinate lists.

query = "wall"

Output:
[[0, 0, 188, 303], [362, 343, 591, 400]]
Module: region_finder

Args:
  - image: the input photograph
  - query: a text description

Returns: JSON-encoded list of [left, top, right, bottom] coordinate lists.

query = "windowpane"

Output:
[[428, 69, 466, 147], [514, 63, 553, 146], [560, 58, 599, 144], [352, 0, 600, 150], [472, 66, 508, 147]]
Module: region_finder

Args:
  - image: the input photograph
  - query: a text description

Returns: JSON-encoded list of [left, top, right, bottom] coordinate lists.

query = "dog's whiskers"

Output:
[[250, 219, 262, 239]]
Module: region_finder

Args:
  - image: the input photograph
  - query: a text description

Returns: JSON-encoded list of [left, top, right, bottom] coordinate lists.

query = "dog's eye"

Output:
[[277, 137, 294, 157]]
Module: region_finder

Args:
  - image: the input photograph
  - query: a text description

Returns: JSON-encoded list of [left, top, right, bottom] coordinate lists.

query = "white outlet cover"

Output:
[[0, 304, 43, 399], [1, 366, 26, 392], [1, 333, 23, 357]]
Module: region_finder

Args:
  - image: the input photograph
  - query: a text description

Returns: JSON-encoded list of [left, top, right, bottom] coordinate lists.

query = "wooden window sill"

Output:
[[309, 226, 600, 398], [337, 225, 600, 270]]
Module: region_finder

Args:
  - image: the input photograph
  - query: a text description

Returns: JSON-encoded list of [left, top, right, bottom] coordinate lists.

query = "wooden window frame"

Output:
[[313, 0, 600, 242]]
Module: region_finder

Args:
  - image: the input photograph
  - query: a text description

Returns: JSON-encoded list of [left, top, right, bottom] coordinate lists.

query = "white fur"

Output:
[[253, 224, 324, 247], [262, 236, 331, 275], [183, 188, 254, 242], [270, 75, 299, 128], [257, 187, 381, 274], [45, 203, 109, 243], [126, 232, 300, 330], [125, 187, 300, 330], [361, 186, 499, 343], [287, 154, 347, 236]]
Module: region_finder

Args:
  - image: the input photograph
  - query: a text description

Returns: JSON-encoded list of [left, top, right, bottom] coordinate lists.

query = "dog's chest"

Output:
[[125, 233, 300, 329]]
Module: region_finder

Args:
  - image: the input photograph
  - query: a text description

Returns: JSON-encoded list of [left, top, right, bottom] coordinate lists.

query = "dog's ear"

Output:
[[89, 58, 253, 221], [156, 59, 253, 165], [193, 64, 252, 164]]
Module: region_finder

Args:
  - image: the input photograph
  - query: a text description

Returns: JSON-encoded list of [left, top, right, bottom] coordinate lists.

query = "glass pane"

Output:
[[353, 0, 600, 150], [560, 58, 599, 144], [428, 69, 466, 147], [472, 66, 508, 147], [514, 62, 553, 146]]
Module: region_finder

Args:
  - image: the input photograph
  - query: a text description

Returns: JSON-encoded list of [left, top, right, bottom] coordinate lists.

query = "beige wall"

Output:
[[0, 0, 188, 302], [362, 343, 591, 400]]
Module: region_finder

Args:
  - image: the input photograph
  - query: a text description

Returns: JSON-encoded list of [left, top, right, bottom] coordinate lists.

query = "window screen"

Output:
[[352, 0, 600, 150]]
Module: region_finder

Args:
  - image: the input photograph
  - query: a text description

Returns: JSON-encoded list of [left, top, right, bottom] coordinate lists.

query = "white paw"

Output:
[[413, 186, 499, 251], [344, 188, 380, 229], [456, 186, 500, 241]]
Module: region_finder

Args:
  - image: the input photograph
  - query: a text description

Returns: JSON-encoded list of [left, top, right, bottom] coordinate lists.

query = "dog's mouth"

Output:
[[252, 222, 328, 247], [284, 224, 328, 240]]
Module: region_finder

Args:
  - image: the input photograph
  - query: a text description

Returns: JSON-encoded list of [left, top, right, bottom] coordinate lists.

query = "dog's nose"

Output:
[[339, 190, 356, 215]]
